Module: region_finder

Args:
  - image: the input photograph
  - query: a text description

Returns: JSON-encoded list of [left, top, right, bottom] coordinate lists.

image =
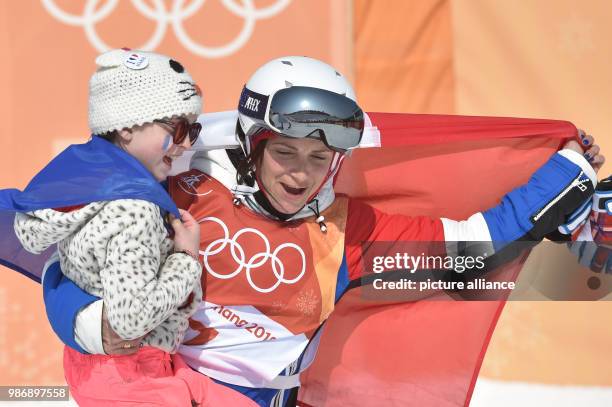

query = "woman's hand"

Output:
[[562, 130, 606, 173], [171, 208, 200, 257], [101, 303, 144, 355]]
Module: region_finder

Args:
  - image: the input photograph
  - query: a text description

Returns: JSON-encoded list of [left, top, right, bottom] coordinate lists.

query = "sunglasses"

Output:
[[155, 118, 202, 146]]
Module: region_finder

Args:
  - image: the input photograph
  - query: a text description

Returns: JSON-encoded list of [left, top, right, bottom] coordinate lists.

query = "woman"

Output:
[[44, 56, 604, 406]]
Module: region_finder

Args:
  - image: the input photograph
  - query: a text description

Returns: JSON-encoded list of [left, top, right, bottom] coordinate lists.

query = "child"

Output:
[[12, 49, 256, 406]]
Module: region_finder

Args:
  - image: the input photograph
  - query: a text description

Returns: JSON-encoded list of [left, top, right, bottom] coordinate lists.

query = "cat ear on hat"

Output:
[[94, 49, 127, 69], [95, 49, 149, 71]]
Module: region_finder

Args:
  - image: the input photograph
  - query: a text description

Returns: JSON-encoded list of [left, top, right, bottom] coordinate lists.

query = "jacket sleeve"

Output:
[[42, 260, 99, 354], [97, 200, 202, 340], [479, 149, 596, 250], [345, 149, 596, 281]]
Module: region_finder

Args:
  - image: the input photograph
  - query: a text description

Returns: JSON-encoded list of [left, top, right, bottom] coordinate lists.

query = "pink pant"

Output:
[[64, 345, 257, 407]]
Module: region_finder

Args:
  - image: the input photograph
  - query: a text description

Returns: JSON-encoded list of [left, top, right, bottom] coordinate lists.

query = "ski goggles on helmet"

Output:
[[239, 86, 365, 153], [155, 117, 201, 146]]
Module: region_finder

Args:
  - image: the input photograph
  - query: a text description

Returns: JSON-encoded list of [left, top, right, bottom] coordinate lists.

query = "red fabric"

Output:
[[345, 198, 445, 280], [53, 204, 86, 213], [298, 113, 577, 406], [368, 112, 576, 147]]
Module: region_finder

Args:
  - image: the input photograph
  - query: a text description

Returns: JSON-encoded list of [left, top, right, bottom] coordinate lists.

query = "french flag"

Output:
[[299, 112, 576, 407]]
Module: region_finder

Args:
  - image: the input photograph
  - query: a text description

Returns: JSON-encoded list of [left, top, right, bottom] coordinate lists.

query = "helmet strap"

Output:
[[304, 152, 343, 202]]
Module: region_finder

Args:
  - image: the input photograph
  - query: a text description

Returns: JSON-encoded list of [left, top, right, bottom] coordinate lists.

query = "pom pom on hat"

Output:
[[88, 49, 203, 135]]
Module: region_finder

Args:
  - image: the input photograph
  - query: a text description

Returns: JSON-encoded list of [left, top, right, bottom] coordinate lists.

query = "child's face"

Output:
[[120, 114, 196, 181]]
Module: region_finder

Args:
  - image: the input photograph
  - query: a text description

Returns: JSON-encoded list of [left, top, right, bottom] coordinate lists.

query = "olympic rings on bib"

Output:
[[199, 216, 306, 293]]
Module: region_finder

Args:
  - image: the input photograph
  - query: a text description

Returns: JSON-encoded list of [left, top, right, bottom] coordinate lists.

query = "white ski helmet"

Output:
[[237, 56, 363, 155]]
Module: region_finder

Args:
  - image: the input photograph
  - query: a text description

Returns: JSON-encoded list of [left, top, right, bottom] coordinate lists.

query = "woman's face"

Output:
[[119, 114, 196, 181], [257, 136, 335, 214]]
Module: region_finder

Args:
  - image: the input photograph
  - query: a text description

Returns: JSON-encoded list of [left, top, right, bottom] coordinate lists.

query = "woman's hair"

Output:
[[96, 130, 120, 143], [236, 139, 267, 186], [96, 125, 137, 144]]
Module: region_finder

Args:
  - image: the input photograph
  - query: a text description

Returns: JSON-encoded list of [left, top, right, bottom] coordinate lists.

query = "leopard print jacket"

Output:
[[14, 199, 203, 353]]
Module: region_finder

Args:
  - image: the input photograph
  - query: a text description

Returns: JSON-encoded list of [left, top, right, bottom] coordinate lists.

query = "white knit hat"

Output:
[[88, 49, 203, 135]]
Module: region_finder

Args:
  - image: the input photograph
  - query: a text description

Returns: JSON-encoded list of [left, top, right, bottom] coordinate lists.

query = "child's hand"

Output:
[[563, 130, 606, 173], [170, 209, 200, 258]]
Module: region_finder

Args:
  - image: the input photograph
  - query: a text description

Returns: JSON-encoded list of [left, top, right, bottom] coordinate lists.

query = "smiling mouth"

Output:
[[281, 183, 307, 196], [163, 156, 173, 166]]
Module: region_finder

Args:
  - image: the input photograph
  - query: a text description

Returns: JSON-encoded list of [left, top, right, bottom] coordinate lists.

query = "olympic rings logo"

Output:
[[199, 216, 306, 293], [40, 0, 292, 58]]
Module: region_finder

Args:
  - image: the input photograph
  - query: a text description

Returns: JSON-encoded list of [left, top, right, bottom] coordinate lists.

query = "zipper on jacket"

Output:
[[531, 171, 589, 223]]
